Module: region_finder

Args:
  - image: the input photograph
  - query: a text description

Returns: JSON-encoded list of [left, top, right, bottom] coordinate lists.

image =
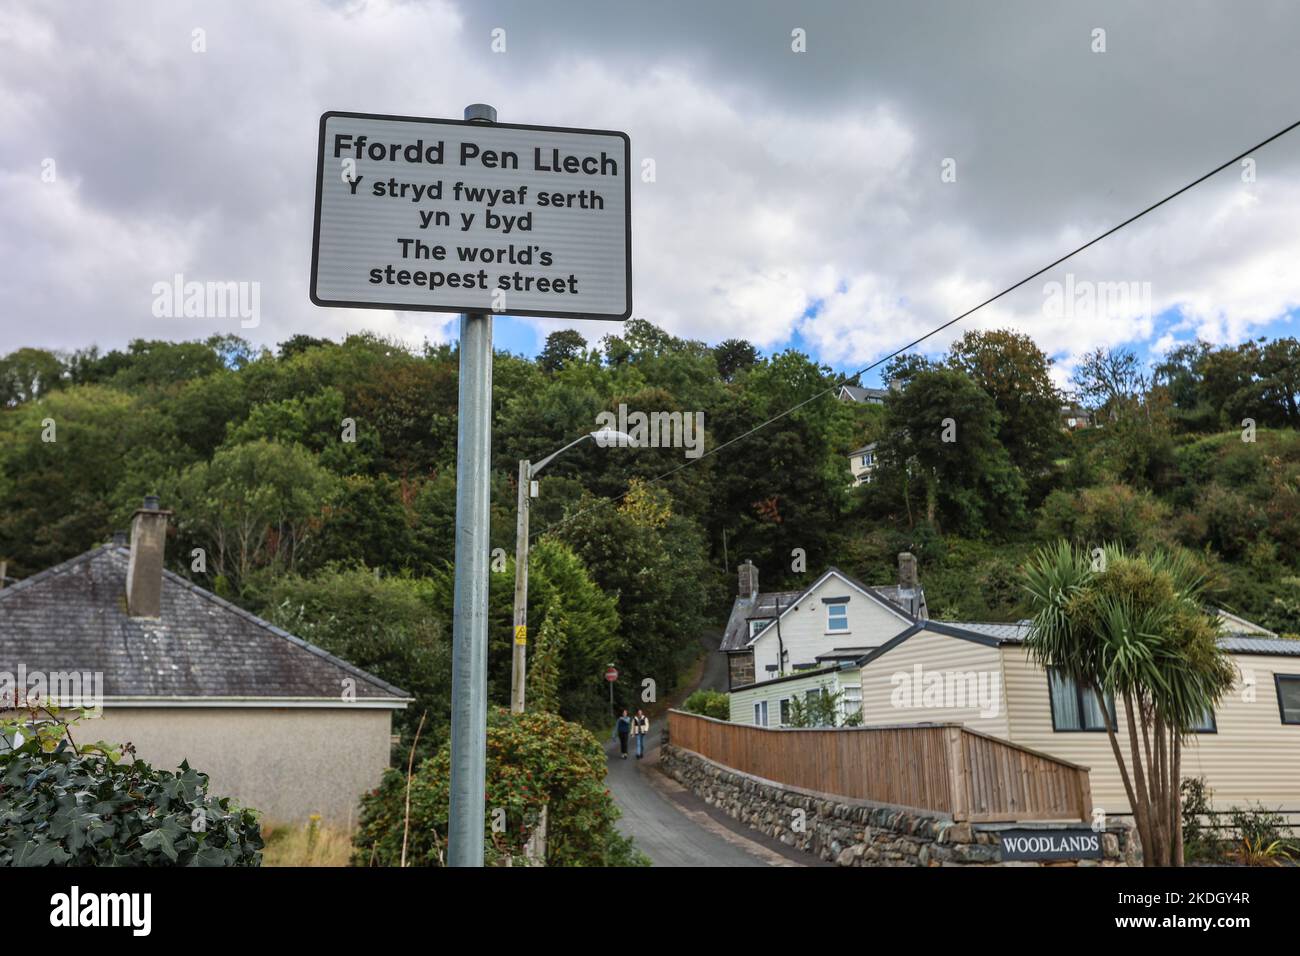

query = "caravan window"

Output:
[[1047, 668, 1116, 732], [1277, 675, 1300, 725]]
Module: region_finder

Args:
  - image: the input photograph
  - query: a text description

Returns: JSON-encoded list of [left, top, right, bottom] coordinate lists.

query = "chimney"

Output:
[[897, 552, 921, 617], [126, 495, 172, 618], [898, 552, 918, 590], [738, 559, 759, 601], [112, 531, 128, 548]]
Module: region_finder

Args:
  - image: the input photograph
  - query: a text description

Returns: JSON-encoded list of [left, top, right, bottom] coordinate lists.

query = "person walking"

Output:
[[614, 708, 631, 759], [631, 709, 650, 759]]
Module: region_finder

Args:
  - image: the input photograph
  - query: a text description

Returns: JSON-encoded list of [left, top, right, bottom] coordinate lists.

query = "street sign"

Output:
[[311, 110, 631, 320], [998, 827, 1103, 862], [605, 666, 619, 682]]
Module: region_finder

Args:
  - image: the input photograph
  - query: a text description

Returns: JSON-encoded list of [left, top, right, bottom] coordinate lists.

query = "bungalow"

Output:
[[0, 497, 411, 826], [718, 554, 927, 690], [729, 611, 1300, 815]]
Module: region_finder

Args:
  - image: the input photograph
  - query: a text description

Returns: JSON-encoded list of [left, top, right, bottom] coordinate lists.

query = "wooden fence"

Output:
[[666, 710, 1092, 822]]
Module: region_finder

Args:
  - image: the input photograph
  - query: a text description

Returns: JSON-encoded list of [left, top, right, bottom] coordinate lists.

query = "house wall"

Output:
[[729, 670, 858, 726], [1002, 647, 1300, 815], [749, 574, 908, 678], [857, 630, 1010, 739], [84, 706, 396, 827]]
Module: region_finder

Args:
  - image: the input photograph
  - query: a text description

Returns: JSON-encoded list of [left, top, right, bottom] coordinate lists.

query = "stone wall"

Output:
[[727, 651, 754, 690], [659, 744, 1138, 867]]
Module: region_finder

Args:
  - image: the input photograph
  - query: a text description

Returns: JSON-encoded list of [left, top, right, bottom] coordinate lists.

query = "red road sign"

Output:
[[604, 666, 618, 682]]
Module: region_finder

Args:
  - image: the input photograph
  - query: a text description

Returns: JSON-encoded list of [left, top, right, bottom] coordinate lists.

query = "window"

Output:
[[753, 700, 769, 727], [748, 618, 771, 638], [841, 685, 863, 719], [779, 698, 791, 726], [1277, 675, 1300, 725], [1190, 706, 1216, 733], [1047, 668, 1116, 732], [827, 603, 849, 632], [861, 452, 873, 467]]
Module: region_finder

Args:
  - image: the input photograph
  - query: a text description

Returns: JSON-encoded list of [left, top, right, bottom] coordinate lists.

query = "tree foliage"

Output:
[[351, 707, 645, 867]]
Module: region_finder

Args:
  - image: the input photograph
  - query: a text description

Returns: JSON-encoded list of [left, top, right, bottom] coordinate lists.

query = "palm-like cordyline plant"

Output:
[[1022, 542, 1235, 866]]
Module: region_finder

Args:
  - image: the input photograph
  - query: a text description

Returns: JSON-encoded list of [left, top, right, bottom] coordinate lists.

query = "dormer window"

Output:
[[749, 618, 772, 638]]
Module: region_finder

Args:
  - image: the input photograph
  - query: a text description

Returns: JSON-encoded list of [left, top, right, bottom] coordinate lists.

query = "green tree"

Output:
[[0, 385, 184, 575], [713, 338, 758, 382], [878, 368, 1026, 535], [538, 329, 588, 373], [1022, 542, 1237, 866], [946, 329, 1061, 481], [168, 439, 340, 589], [0, 348, 65, 406], [557, 481, 711, 696]]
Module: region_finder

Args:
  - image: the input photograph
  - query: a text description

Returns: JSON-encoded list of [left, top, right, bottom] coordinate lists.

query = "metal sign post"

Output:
[[447, 101, 496, 870]]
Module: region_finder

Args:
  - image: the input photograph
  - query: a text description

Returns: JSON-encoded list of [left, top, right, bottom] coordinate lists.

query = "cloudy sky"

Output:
[[4, 0, 1300, 387]]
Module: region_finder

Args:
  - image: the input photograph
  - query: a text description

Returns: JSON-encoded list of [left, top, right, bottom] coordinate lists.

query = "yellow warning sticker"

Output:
[[514, 625, 527, 645]]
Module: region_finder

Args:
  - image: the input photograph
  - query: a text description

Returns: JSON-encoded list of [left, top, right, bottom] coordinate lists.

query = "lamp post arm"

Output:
[[529, 433, 593, 477]]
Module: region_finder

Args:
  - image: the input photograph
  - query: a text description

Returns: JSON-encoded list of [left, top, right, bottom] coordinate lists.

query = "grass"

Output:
[[262, 816, 354, 867]]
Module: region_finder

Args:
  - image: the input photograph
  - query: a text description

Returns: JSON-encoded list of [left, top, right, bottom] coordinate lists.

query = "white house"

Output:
[[718, 555, 927, 690], [848, 442, 878, 486]]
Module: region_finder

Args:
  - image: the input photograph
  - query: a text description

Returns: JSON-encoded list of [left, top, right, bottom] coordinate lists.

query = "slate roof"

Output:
[[719, 588, 802, 652], [0, 545, 409, 702], [838, 385, 889, 403]]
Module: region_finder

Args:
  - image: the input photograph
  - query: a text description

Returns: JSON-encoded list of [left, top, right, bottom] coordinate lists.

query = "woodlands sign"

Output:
[[998, 827, 1103, 861]]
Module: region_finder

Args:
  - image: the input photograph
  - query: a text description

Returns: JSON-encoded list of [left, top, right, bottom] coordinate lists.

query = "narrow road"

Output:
[[603, 632, 823, 867]]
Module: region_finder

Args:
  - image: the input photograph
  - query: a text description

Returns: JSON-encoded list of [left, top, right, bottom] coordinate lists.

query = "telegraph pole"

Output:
[[448, 102, 496, 869], [511, 458, 530, 712]]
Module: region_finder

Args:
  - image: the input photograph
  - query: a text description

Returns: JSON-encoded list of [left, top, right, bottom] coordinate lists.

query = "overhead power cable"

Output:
[[533, 117, 1300, 541]]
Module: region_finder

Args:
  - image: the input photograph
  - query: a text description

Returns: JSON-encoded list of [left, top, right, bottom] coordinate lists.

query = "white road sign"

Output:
[[310, 111, 631, 320]]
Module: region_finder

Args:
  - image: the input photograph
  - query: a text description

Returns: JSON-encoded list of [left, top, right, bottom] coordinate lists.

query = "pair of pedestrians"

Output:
[[614, 708, 650, 759]]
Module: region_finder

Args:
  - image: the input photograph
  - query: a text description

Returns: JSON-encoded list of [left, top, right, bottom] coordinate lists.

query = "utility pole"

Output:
[[509, 428, 635, 714], [774, 594, 785, 677], [448, 101, 496, 869], [511, 458, 530, 712]]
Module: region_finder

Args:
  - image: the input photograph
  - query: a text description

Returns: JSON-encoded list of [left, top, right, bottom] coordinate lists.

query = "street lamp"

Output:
[[511, 427, 637, 712]]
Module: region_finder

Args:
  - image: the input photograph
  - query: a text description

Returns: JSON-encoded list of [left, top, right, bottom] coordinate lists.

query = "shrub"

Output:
[[682, 690, 730, 720], [1037, 483, 1170, 550], [352, 707, 647, 867], [0, 709, 263, 866], [1180, 776, 1220, 863]]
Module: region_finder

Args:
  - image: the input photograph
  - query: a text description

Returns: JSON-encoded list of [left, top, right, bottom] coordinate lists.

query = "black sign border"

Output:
[[310, 110, 633, 321], [998, 827, 1104, 862]]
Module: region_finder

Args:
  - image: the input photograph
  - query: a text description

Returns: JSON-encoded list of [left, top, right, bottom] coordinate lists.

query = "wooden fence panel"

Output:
[[666, 711, 1091, 822]]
